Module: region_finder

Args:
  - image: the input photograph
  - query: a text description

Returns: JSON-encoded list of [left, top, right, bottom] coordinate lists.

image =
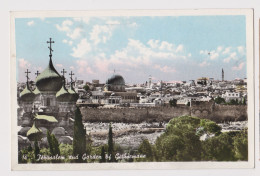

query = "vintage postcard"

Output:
[[10, 9, 254, 170]]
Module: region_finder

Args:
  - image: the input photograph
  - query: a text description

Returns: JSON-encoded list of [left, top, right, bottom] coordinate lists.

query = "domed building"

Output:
[[104, 74, 126, 92], [103, 73, 138, 105], [18, 38, 78, 149]]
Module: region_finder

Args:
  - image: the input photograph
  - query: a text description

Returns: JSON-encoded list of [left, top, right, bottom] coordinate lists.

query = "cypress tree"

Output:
[[51, 134, 60, 156], [47, 130, 54, 155], [100, 146, 106, 163], [34, 139, 40, 162], [73, 106, 86, 163], [108, 123, 116, 162]]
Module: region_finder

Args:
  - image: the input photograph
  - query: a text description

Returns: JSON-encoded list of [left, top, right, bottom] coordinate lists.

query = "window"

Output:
[[47, 98, 50, 106]]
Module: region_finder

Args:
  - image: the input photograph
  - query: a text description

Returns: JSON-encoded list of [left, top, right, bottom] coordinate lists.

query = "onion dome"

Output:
[[35, 58, 62, 92], [33, 86, 41, 95], [68, 82, 79, 102], [106, 74, 125, 85], [20, 83, 35, 102], [18, 127, 31, 136], [26, 122, 42, 141], [56, 78, 71, 102]]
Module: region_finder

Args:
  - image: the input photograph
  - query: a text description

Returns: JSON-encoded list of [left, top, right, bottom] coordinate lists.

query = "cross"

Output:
[[25, 69, 31, 83], [69, 71, 74, 83], [47, 38, 55, 57], [61, 68, 67, 76], [35, 70, 40, 77]]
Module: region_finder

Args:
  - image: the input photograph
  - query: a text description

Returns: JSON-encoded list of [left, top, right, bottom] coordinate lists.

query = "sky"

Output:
[[15, 15, 247, 84]]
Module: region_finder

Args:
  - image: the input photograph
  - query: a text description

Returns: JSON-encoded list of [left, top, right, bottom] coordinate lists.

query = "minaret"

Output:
[[148, 75, 152, 88], [222, 68, 224, 81]]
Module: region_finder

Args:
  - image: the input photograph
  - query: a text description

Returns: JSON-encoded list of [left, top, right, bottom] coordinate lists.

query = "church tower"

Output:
[[18, 38, 79, 149]]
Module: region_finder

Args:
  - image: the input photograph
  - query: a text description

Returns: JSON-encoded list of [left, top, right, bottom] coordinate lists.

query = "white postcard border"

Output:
[[10, 9, 255, 170]]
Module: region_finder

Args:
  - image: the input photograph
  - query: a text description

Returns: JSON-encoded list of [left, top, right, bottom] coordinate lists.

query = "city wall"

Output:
[[80, 102, 247, 123]]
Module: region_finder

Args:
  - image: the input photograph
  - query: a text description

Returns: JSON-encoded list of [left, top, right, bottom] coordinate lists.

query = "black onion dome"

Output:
[[56, 81, 71, 102], [68, 83, 79, 102], [35, 58, 62, 92], [106, 74, 125, 85], [20, 83, 35, 102]]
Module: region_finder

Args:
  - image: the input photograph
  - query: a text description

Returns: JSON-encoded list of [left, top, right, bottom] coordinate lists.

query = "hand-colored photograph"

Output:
[[10, 10, 254, 170]]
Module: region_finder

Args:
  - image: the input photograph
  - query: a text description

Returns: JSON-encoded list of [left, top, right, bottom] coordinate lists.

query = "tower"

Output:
[[148, 75, 152, 88], [222, 68, 224, 81]]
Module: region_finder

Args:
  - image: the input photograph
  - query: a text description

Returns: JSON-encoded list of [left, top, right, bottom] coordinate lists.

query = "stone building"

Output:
[[18, 38, 78, 150], [103, 74, 138, 105]]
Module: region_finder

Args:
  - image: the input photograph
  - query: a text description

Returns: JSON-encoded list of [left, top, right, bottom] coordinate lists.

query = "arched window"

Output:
[[47, 98, 51, 106]]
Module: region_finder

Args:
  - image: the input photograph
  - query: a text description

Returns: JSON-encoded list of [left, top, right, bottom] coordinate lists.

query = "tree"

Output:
[[138, 139, 154, 161], [242, 97, 247, 105], [73, 106, 86, 163], [201, 132, 236, 161], [233, 129, 248, 160], [51, 134, 60, 156], [34, 139, 40, 162], [155, 116, 202, 161], [47, 130, 60, 156], [100, 146, 106, 163], [108, 123, 116, 162], [83, 84, 89, 91], [169, 99, 177, 107], [214, 96, 225, 104], [47, 130, 54, 155]]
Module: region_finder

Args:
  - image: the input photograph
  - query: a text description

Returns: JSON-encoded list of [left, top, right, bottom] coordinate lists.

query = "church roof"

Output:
[[35, 114, 58, 123], [35, 58, 63, 92], [68, 83, 79, 102], [56, 82, 71, 102], [27, 122, 42, 137], [33, 86, 41, 95], [20, 83, 35, 101]]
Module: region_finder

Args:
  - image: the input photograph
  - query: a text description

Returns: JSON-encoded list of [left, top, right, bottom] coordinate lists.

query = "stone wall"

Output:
[[80, 103, 247, 123]]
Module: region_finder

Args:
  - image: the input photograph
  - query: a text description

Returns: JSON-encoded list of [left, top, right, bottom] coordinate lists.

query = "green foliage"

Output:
[[233, 129, 248, 160], [169, 99, 177, 107], [73, 107, 86, 163], [47, 130, 60, 156], [155, 116, 203, 161], [199, 119, 221, 136], [59, 144, 73, 163], [47, 130, 54, 155], [201, 132, 236, 161], [108, 123, 116, 162], [214, 96, 225, 104], [137, 139, 154, 161], [86, 134, 93, 155], [227, 99, 239, 105], [242, 97, 246, 105], [52, 135, 60, 156], [34, 139, 40, 162], [83, 84, 89, 91], [100, 146, 106, 163], [150, 116, 247, 162]]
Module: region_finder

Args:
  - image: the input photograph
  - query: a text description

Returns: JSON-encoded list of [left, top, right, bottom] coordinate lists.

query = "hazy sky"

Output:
[[15, 16, 247, 84]]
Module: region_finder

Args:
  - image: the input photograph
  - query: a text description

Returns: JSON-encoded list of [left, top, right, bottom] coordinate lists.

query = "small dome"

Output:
[[35, 59, 62, 92], [68, 83, 79, 102], [52, 127, 66, 136], [26, 122, 42, 141], [56, 82, 71, 102], [33, 87, 41, 95], [58, 136, 73, 144], [18, 127, 31, 136], [20, 83, 35, 102], [106, 74, 125, 85]]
